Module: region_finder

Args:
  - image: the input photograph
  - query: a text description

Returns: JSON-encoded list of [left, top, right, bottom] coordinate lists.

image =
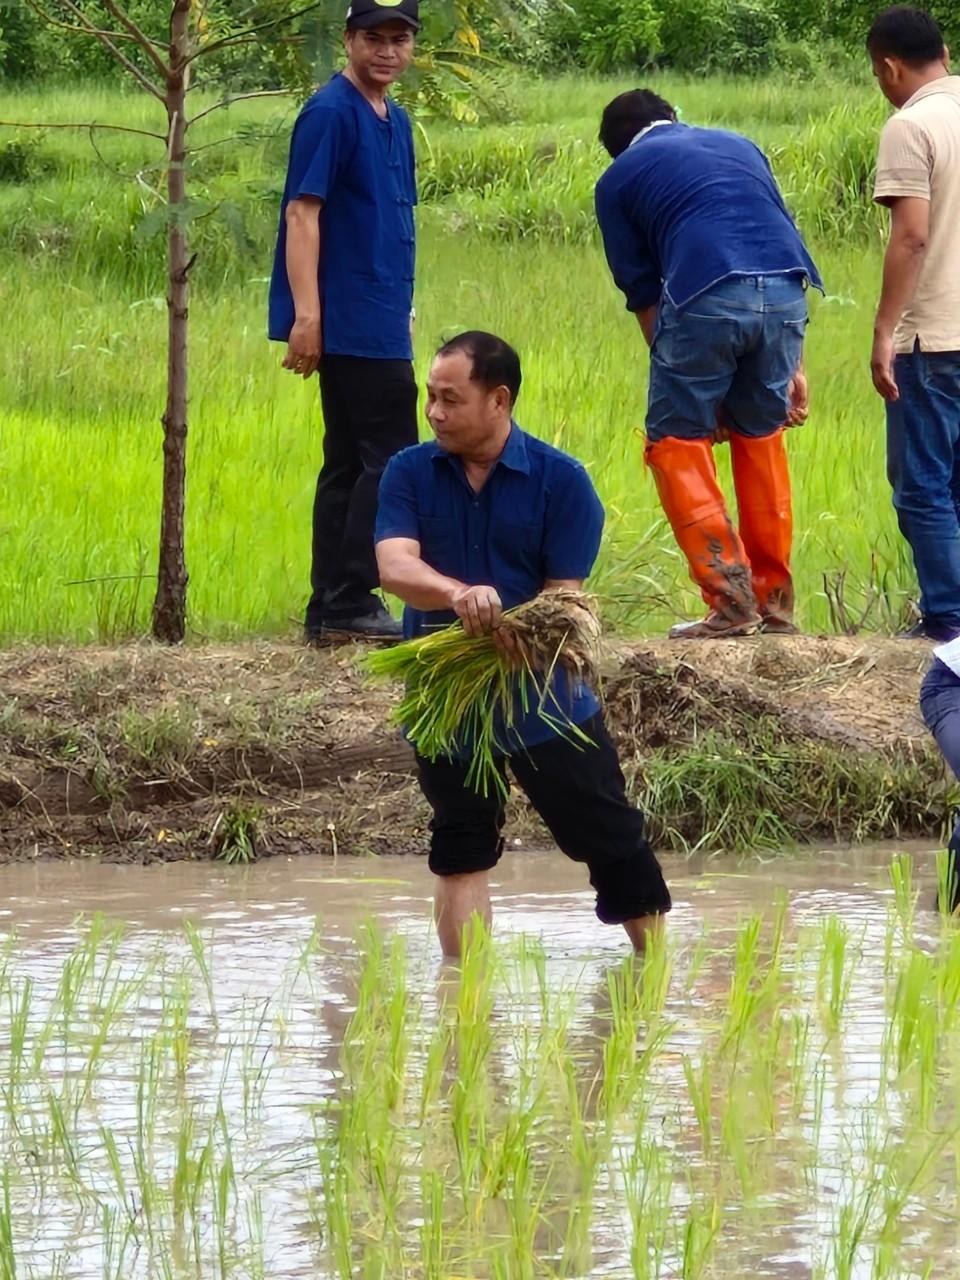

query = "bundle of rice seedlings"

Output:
[[365, 589, 602, 796]]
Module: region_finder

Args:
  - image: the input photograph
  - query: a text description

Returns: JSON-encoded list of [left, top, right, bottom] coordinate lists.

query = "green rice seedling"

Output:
[[889, 853, 917, 939], [682, 1054, 713, 1158], [183, 922, 218, 1026], [212, 801, 263, 866], [679, 1192, 722, 1280], [0, 1170, 14, 1280], [935, 846, 958, 919], [365, 590, 601, 796], [816, 915, 854, 1035]]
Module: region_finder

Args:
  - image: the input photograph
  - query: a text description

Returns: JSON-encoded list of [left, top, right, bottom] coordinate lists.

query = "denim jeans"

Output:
[[886, 347, 960, 631], [646, 274, 808, 442], [920, 657, 960, 780]]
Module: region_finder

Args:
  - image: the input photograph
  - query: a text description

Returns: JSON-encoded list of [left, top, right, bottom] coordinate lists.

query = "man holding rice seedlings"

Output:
[[868, 6, 960, 643], [269, 0, 420, 643], [594, 91, 822, 639], [374, 331, 672, 957]]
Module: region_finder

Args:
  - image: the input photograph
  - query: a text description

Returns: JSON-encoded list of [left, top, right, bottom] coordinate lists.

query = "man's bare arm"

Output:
[[283, 196, 324, 379], [376, 537, 503, 636], [872, 196, 930, 402], [636, 304, 658, 348]]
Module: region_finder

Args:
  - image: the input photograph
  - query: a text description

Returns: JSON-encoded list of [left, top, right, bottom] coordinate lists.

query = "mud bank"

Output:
[[0, 635, 946, 864]]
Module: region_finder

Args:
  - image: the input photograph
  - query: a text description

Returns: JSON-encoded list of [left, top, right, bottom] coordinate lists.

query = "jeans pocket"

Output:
[[919, 352, 960, 399]]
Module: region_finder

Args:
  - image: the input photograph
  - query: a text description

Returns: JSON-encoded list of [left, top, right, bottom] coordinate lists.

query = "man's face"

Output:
[[426, 351, 508, 455], [872, 55, 910, 107], [345, 21, 415, 89]]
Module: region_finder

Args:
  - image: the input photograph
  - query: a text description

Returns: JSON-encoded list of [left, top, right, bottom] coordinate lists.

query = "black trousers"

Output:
[[416, 715, 672, 926], [306, 355, 418, 629]]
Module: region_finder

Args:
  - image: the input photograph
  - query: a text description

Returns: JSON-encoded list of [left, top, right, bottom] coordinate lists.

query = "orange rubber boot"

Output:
[[645, 436, 760, 638], [729, 429, 796, 633]]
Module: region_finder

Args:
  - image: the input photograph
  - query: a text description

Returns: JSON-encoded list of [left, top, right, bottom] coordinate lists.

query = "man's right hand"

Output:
[[452, 584, 503, 637], [282, 316, 322, 379]]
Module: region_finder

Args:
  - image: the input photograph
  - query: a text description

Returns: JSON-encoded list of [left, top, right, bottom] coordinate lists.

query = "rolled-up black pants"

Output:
[[415, 715, 672, 925], [306, 355, 418, 630]]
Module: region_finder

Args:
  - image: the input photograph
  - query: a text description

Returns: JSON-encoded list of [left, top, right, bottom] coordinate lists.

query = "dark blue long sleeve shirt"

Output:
[[594, 123, 822, 313]]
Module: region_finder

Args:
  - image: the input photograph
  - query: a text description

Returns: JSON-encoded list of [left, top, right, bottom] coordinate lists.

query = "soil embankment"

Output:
[[0, 635, 944, 864]]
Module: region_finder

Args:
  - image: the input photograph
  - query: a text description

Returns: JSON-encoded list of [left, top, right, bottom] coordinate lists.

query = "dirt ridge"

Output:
[[0, 635, 943, 863]]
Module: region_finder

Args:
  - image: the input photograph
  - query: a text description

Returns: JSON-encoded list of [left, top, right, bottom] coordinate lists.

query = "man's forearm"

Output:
[[875, 236, 927, 337], [636, 304, 658, 347], [378, 552, 465, 612], [285, 205, 322, 321]]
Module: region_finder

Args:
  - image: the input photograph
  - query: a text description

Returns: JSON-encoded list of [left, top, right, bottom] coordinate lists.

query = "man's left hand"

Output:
[[871, 332, 900, 402], [786, 369, 809, 425]]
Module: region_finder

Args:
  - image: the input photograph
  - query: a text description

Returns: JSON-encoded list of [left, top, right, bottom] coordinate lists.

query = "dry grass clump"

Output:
[[365, 590, 602, 795]]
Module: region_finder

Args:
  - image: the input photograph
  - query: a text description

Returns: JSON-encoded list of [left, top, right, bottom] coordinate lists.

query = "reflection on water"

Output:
[[0, 843, 951, 1278]]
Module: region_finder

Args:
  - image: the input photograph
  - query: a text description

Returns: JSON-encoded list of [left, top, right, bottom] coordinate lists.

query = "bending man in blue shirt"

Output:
[[375, 331, 672, 958], [269, 0, 420, 642], [595, 90, 823, 639]]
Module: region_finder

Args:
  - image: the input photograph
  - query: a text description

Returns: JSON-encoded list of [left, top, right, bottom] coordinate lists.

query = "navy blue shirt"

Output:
[[268, 74, 416, 359], [594, 123, 822, 313], [375, 424, 605, 752]]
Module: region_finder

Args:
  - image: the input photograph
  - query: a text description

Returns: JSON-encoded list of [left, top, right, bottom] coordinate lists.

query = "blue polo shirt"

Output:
[[268, 73, 416, 359], [594, 123, 822, 313], [375, 424, 605, 753]]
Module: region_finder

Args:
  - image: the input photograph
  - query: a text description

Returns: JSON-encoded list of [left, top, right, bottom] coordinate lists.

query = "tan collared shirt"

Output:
[[874, 75, 960, 352]]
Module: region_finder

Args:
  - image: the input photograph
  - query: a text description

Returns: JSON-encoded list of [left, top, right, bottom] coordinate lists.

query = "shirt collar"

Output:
[[430, 422, 530, 475], [902, 73, 960, 110], [628, 118, 679, 148]]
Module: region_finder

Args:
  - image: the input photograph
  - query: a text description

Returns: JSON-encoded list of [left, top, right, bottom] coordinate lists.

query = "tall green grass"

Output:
[[0, 74, 909, 642]]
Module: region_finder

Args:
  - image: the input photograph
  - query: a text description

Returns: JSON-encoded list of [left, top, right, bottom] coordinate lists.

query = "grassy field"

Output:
[[0, 74, 909, 643]]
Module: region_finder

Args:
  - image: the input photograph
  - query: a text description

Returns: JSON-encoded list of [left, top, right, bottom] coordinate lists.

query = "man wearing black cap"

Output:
[[269, 0, 421, 642]]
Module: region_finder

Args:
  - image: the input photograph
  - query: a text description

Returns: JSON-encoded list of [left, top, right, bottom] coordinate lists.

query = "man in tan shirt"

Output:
[[870, 5, 960, 641]]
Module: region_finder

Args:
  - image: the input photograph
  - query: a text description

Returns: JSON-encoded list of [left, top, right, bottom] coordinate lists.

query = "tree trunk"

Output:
[[152, 0, 192, 643]]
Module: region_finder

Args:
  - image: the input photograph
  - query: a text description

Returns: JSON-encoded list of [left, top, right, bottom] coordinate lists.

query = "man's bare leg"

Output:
[[623, 913, 664, 954], [435, 871, 492, 959]]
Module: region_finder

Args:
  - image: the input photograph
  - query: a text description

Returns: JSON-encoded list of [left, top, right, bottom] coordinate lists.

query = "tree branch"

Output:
[[0, 119, 166, 141], [187, 89, 296, 127], [39, 0, 166, 100], [26, 0, 163, 46], [186, 0, 324, 63], [100, 0, 172, 79]]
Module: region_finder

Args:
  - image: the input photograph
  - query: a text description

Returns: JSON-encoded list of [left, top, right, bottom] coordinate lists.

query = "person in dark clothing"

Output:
[[375, 331, 672, 958], [595, 90, 822, 639], [919, 645, 960, 911], [269, 0, 420, 641]]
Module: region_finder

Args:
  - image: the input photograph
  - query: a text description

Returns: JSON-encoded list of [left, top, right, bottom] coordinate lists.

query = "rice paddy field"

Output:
[[1, 71, 910, 643], [0, 847, 956, 1278]]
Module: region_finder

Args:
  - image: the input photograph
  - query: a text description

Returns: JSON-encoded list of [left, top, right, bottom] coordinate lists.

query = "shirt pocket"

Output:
[[418, 516, 460, 569], [490, 520, 544, 581]]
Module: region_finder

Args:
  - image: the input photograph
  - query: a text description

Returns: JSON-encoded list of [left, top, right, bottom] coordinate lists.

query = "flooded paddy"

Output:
[[0, 845, 956, 1278]]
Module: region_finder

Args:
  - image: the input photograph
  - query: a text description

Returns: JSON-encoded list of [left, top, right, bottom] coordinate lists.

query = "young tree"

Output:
[[11, 0, 319, 641]]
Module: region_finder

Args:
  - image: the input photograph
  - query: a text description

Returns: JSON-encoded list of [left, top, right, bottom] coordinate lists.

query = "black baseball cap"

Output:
[[345, 0, 420, 31]]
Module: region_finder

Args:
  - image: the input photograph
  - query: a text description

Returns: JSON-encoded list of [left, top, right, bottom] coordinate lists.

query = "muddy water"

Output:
[[0, 843, 949, 1278]]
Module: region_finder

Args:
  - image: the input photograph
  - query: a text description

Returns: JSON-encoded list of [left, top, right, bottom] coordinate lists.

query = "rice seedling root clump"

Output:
[[365, 589, 602, 795]]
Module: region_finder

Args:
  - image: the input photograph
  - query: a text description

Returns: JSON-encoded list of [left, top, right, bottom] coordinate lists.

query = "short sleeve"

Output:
[[874, 115, 933, 204], [287, 99, 356, 204], [595, 173, 663, 313], [542, 463, 605, 580], [375, 452, 420, 543]]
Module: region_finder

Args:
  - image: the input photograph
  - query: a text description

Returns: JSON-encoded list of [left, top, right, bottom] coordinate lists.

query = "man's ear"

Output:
[[493, 385, 512, 415]]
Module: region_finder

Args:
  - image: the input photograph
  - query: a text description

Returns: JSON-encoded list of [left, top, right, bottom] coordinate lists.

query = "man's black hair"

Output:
[[867, 6, 946, 64], [599, 90, 677, 159], [436, 331, 522, 404]]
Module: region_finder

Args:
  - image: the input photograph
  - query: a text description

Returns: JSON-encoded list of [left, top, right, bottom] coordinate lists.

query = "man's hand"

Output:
[[283, 316, 322, 379], [871, 330, 900, 402], [786, 367, 810, 425], [452, 585, 503, 637]]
